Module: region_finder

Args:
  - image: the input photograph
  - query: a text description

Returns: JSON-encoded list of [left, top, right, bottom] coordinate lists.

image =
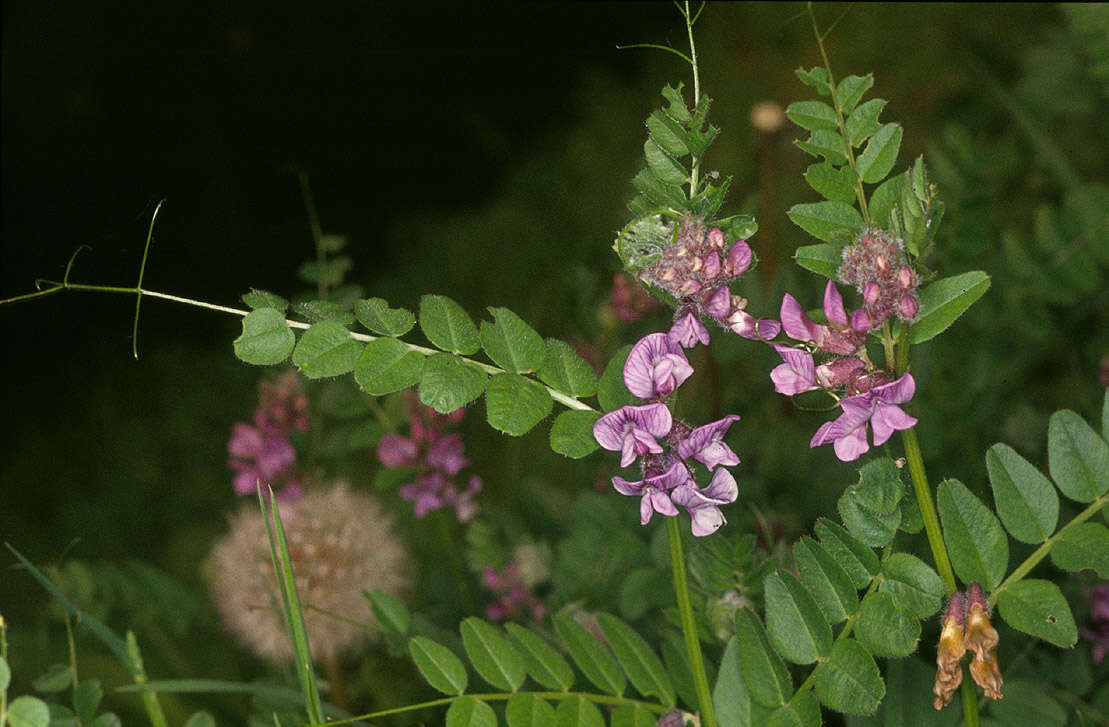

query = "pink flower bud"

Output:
[[705, 286, 732, 319], [898, 266, 916, 290], [864, 281, 881, 305], [689, 256, 704, 273], [725, 240, 752, 276], [876, 254, 890, 275], [851, 308, 872, 332], [708, 227, 726, 249], [899, 294, 919, 319], [658, 267, 676, 282], [702, 251, 721, 279], [678, 279, 702, 295]]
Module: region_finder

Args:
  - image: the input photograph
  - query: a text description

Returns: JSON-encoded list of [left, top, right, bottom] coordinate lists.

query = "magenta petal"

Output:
[[705, 286, 732, 319], [770, 345, 817, 395], [624, 333, 694, 399], [726, 240, 752, 276], [228, 422, 263, 457], [702, 467, 739, 504], [650, 488, 679, 517], [875, 373, 916, 404], [823, 281, 849, 327], [756, 319, 782, 340], [833, 426, 870, 461], [678, 415, 742, 469], [870, 403, 917, 445], [377, 433, 418, 468], [781, 295, 819, 341], [669, 312, 711, 348], [639, 494, 655, 525], [612, 475, 644, 497]]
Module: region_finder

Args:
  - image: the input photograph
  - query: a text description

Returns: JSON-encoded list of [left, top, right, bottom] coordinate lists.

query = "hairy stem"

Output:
[[666, 517, 715, 727]]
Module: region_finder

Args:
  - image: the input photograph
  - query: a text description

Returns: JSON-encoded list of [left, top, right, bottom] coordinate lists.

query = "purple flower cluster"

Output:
[[376, 394, 482, 522], [634, 220, 779, 343], [593, 331, 740, 536], [1081, 583, 1109, 664], [770, 279, 917, 462], [481, 562, 546, 622], [227, 371, 309, 500]]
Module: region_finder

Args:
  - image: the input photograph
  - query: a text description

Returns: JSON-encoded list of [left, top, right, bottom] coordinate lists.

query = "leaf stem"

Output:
[[988, 491, 1109, 607], [666, 516, 715, 727], [682, 0, 701, 199]]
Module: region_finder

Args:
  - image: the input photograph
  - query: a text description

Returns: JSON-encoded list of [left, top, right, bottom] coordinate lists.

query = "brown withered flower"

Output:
[[933, 591, 968, 710], [965, 582, 1003, 700]]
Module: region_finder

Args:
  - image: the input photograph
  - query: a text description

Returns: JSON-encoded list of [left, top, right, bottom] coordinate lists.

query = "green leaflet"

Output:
[[354, 338, 423, 396], [793, 537, 858, 623], [233, 308, 295, 365], [505, 694, 555, 727], [855, 123, 902, 184], [460, 617, 526, 692], [987, 443, 1059, 544], [480, 307, 546, 374], [813, 639, 884, 715], [713, 636, 754, 727], [908, 271, 991, 344], [419, 294, 480, 355], [418, 353, 487, 414], [878, 553, 944, 619], [853, 592, 920, 658], [549, 410, 602, 459], [1051, 522, 1109, 578], [732, 609, 791, 708], [1048, 409, 1109, 502], [484, 373, 552, 436], [554, 695, 605, 727], [764, 571, 833, 665], [353, 297, 415, 336], [291, 320, 362, 378], [504, 623, 575, 692], [996, 579, 1077, 648], [787, 200, 863, 243], [596, 613, 675, 706], [553, 613, 625, 696], [446, 697, 495, 727], [937, 479, 1009, 590], [835, 74, 874, 114], [814, 518, 881, 589], [409, 636, 467, 695], [793, 243, 842, 279], [536, 338, 598, 398]]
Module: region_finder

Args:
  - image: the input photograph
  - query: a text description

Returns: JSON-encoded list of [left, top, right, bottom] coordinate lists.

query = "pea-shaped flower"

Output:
[[593, 403, 673, 468], [623, 333, 694, 399]]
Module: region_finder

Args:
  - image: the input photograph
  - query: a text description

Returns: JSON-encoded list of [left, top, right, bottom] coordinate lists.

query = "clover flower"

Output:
[[376, 393, 481, 522], [209, 482, 410, 664]]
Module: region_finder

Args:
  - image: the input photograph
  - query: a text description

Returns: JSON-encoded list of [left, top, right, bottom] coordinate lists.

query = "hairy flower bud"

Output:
[[898, 294, 919, 319], [708, 226, 726, 249], [863, 281, 881, 305], [933, 592, 968, 710], [965, 582, 1003, 700]]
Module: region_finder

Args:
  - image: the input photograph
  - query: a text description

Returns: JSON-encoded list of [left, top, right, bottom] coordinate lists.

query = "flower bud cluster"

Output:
[[638, 218, 779, 342], [933, 582, 1003, 710], [376, 392, 482, 522], [839, 227, 920, 327]]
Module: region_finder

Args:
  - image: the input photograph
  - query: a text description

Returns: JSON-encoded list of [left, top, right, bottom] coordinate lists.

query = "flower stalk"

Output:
[[666, 516, 716, 727]]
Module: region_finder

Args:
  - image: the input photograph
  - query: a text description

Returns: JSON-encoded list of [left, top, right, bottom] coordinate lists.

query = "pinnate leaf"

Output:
[[937, 478, 1009, 590], [292, 321, 363, 378], [813, 638, 884, 715], [420, 295, 480, 354], [550, 410, 601, 459], [733, 608, 791, 708], [908, 271, 991, 344], [485, 373, 553, 436], [845, 98, 886, 147], [996, 579, 1077, 648], [480, 307, 546, 374], [553, 612, 625, 696], [644, 139, 688, 186], [460, 617, 526, 692], [793, 243, 841, 279], [796, 66, 832, 95], [646, 111, 689, 157], [537, 339, 598, 397], [354, 338, 423, 395], [987, 443, 1059, 544], [354, 298, 415, 336], [610, 704, 657, 727], [409, 636, 467, 695], [854, 591, 920, 658], [233, 308, 295, 365], [787, 201, 863, 243], [419, 353, 487, 414], [767, 692, 821, 727], [1051, 522, 1109, 578], [838, 489, 899, 548], [795, 129, 848, 165], [764, 571, 833, 665], [446, 697, 495, 727], [1048, 409, 1109, 502], [596, 613, 674, 706], [504, 623, 575, 691], [856, 123, 902, 184]]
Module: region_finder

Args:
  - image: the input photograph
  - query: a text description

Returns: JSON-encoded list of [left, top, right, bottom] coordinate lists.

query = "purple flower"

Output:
[[678, 415, 742, 469], [377, 433, 418, 469], [704, 286, 732, 319], [228, 422, 298, 496], [726, 308, 781, 341], [724, 239, 753, 277], [426, 433, 469, 476], [810, 373, 918, 461], [770, 346, 819, 395], [780, 281, 866, 356], [400, 472, 482, 522], [669, 311, 711, 349], [672, 467, 738, 536], [612, 460, 687, 525], [624, 333, 694, 399], [593, 403, 673, 467]]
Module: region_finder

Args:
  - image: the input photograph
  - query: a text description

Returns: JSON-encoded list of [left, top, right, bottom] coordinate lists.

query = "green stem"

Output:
[[666, 517, 715, 727], [900, 427, 957, 595], [682, 0, 701, 199], [298, 171, 329, 300]]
